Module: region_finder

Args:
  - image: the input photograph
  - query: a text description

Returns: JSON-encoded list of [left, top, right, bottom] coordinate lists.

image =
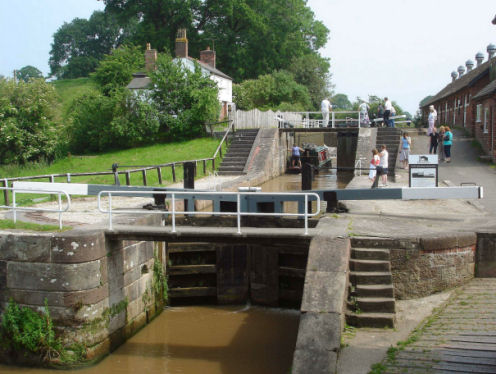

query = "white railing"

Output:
[[354, 157, 368, 176], [0, 187, 71, 229], [97, 190, 321, 235]]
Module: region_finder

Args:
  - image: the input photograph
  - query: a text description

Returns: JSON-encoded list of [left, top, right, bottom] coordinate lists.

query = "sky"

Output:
[[0, 0, 495, 115]]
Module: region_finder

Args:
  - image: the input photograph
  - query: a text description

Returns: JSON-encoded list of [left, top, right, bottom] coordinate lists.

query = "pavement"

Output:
[[336, 128, 496, 374]]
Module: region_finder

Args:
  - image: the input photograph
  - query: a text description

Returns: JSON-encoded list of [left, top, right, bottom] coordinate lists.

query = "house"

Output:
[[127, 29, 233, 119], [421, 43, 496, 160]]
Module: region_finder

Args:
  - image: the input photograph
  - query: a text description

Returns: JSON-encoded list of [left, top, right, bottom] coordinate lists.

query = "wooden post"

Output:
[[2, 179, 9, 206], [112, 163, 120, 186], [203, 160, 206, 175], [157, 167, 163, 184], [50, 175, 55, 183], [302, 163, 313, 213], [142, 169, 147, 186], [171, 164, 176, 182], [212, 158, 215, 170], [183, 162, 195, 213], [125, 172, 131, 186], [194, 161, 198, 177]]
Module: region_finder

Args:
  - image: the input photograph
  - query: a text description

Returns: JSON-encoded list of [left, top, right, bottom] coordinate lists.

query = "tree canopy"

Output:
[[15, 66, 43, 82]]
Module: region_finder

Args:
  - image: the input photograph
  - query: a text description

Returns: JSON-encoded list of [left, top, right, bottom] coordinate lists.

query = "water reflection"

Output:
[[0, 306, 299, 374]]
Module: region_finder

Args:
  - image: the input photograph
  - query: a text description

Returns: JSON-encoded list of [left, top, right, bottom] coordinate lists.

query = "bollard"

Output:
[[301, 163, 313, 213], [112, 163, 120, 186], [324, 191, 338, 213], [183, 162, 195, 213]]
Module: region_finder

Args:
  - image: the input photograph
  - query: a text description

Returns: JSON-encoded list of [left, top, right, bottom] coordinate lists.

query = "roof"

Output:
[[472, 79, 496, 100], [176, 57, 232, 80], [126, 72, 152, 90], [422, 60, 490, 108]]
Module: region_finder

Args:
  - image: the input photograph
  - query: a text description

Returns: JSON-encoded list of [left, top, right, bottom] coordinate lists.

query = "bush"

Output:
[[0, 78, 60, 164]]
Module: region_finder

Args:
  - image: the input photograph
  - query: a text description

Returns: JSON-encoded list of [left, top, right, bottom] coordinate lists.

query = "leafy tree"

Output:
[[150, 54, 220, 140], [92, 44, 144, 95], [331, 93, 352, 110], [0, 79, 60, 164], [233, 70, 311, 111], [103, 0, 331, 85], [15, 66, 43, 82], [49, 11, 133, 79]]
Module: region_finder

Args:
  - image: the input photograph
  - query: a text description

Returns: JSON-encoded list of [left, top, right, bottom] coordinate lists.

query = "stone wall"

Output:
[[0, 214, 164, 365], [355, 127, 377, 170], [475, 231, 496, 277], [352, 233, 476, 299]]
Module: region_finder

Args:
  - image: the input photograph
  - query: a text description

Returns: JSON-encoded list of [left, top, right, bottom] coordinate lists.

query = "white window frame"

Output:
[[476, 104, 482, 122], [483, 107, 489, 134]]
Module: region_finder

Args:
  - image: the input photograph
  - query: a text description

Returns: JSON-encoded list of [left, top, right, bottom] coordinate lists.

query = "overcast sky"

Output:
[[1, 0, 495, 115]]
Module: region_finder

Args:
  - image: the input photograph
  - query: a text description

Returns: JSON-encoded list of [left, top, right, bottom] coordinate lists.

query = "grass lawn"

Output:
[[51, 77, 99, 121], [0, 219, 70, 232]]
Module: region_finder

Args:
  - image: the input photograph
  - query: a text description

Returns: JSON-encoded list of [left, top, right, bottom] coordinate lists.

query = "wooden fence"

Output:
[[234, 109, 303, 129]]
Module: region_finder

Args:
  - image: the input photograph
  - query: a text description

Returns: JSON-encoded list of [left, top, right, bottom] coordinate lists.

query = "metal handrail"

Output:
[[212, 120, 235, 159], [97, 190, 320, 235], [0, 187, 71, 229]]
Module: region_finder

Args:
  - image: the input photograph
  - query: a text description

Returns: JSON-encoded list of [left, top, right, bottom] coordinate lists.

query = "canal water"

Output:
[[0, 170, 350, 374]]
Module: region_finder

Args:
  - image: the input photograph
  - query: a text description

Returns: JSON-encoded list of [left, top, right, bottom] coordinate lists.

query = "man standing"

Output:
[[384, 97, 392, 127], [321, 97, 332, 127]]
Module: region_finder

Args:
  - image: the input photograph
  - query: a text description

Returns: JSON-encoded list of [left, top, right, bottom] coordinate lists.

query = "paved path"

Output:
[[377, 278, 496, 374]]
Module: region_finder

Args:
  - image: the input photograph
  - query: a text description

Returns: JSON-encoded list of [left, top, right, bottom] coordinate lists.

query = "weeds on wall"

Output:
[[153, 252, 168, 305]]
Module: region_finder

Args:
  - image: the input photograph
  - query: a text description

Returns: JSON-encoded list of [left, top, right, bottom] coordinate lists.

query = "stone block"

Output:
[[126, 297, 144, 322], [124, 279, 140, 303], [301, 271, 346, 314], [0, 233, 51, 262], [292, 312, 340, 374], [307, 236, 350, 273], [123, 243, 140, 272], [138, 241, 155, 265], [74, 298, 110, 322], [51, 230, 106, 263], [63, 287, 109, 307], [7, 260, 102, 291], [420, 235, 458, 250]]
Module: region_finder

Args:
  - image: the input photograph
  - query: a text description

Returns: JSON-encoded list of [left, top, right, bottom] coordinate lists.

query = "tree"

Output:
[[331, 94, 352, 110], [103, 0, 331, 85], [91, 44, 144, 95], [49, 11, 133, 79], [15, 66, 43, 82], [0, 79, 60, 164], [150, 54, 220, 140]]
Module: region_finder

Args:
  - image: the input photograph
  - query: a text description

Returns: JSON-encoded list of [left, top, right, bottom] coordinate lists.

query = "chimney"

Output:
[[488, 43, 496, 60], [145, 43, 157, 72], [451, 71, 458, 82], [465, 59, 474, 72], [476, 52, 485, 66], [200, 46, 216, 68], [457, 65, 465, 77], [175, 28, 188, 58]]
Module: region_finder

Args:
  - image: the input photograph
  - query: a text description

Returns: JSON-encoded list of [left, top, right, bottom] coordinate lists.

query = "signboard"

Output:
[[408, 154, 438, 187]]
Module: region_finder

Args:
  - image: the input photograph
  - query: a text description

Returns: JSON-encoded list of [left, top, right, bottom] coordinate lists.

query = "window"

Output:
[[484, 107, 489, 134], [476, 104, 482, 122]]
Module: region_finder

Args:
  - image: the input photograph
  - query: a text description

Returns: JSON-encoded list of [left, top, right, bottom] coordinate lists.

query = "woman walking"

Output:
[[399, 133, 411, 169], [443, 126, 453, 163]]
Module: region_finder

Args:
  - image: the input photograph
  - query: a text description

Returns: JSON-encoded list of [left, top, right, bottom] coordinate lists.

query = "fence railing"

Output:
[[97, 190, 321, 235], [0, 187, 71, 229]]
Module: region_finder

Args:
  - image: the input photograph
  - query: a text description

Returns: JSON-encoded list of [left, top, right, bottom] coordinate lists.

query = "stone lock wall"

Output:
[[0, 214, 164, 365]]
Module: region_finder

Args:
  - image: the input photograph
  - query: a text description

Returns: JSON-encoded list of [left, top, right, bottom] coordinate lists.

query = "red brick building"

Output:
[[421, 44, 496, 160]]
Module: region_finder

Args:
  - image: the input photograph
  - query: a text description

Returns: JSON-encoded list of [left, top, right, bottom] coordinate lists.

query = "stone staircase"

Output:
[[375, 127, 402, 178], [346, 244, 396, 328], [217, 129, 259, 175]]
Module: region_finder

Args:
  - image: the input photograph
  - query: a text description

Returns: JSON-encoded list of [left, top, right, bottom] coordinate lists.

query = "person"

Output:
[[359, 101, 370, 127], [383, 98, 392, 128], [443, 126, 453, 163], [369, 148, 380, 183], [321, 98, 332, 127], [291, 144, 304, 168], [379, 144, 389, 186], [428, 105, 437, 135], [399, 133, 411, 169], [377, 104, 384, 127], [429, 126, 439, 155], [438, 126, 446, 161], [390, 105, 396, 128]]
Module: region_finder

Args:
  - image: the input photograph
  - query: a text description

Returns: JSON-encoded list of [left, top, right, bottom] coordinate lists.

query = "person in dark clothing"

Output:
[[429, 127, 439, 154]]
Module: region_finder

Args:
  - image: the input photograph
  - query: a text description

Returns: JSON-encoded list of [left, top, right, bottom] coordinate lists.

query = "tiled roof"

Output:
[[126, 72, 152, 89], [421, 61, 490, 108], [472, 79, 496, 100], [184, 57, 232, 80]]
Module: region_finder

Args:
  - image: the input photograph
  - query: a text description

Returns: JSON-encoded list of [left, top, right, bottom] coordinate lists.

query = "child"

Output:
[[369, 148, 380, 182]]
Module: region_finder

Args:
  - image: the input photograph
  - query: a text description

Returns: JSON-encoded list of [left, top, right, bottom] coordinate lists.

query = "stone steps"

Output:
[[218, 129, 259, 175], [347, 245, 396, 328]]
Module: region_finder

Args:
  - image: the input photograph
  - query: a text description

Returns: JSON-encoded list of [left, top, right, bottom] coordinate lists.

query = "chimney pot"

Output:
[[488, 43, 496, 59], [144, 43, 157, 72], [457, 65, 465, 77], [465, 59, 474, 71], [451, 71, 458, 82], [175, 28, 188, 58], [476, 52, 485, 66], [200, 46, 216, 68]]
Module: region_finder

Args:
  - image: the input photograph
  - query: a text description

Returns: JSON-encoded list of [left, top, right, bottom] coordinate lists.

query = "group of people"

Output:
[[356, 97, 397, 128], [428, 105, 453, 162], [369, 144, 389, 188]]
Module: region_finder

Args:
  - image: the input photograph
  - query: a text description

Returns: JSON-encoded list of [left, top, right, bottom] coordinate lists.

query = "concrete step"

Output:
[[217, 171, 246, 176], [346, 312, 396, 328], [350, 259, 390, 272], [220, 161, 246, 167], [168, 264, 216, 275], [351, 248, 390, 261], [356, 284, 394, 298], [350, 271, 392, 285], [169, 286, 217, 298], [218, 166, 245, 172], [357, 297, 396, 313]]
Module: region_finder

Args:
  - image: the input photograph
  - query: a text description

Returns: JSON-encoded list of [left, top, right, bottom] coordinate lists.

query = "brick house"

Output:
[[421, 44, 496, 160], [127, 29, 233, 119]]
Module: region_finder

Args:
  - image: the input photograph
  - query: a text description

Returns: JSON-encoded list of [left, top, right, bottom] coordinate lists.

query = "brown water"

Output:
[[0, 306, 299, 374], [258, 169, 353, 191]]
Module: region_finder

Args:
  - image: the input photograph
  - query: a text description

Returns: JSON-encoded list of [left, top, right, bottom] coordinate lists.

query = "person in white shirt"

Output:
[[428, 105, 437, 135], [359, 101, 370, 127], [384, 97, 392, 127], [379, 144, 389, 186], [321, 98, 332, 127]]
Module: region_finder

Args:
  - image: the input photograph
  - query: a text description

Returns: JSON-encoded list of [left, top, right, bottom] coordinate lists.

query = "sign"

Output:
[[408, 154, 438, 187]]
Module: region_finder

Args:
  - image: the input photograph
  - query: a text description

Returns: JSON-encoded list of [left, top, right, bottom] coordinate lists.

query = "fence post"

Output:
[[157, 167, 163, 184], [331, 112, 335, 128], [172, 164, 176, 183], [112, 163, 120, 186], [183, 162, 195, 213], [302, 163, 313, 214], [125, 172, 131, 186], [203, 160, 206, 175], [142, 169, 147, 186], [2, 179, 9, 206]]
